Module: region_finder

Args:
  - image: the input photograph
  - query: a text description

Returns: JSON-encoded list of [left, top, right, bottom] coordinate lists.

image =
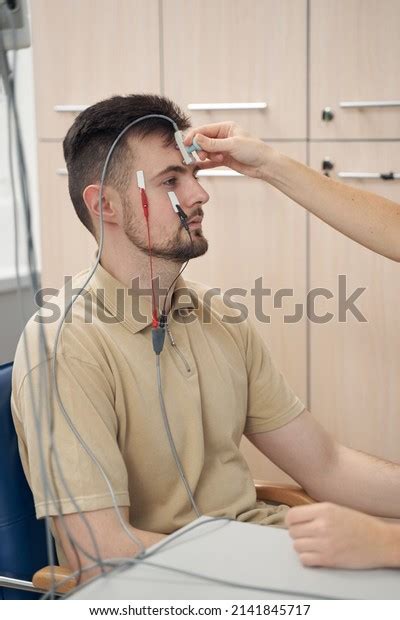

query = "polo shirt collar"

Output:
[[90, 260, 196, 335]]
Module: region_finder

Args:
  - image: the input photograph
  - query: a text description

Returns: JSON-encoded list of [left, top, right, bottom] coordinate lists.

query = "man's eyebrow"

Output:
[[150, 164, 200, 182]]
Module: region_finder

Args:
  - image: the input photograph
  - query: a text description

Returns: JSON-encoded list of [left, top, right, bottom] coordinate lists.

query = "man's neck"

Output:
[[99, 237, 183, 315]]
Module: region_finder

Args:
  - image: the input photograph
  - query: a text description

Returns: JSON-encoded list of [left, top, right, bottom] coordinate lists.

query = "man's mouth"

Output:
[[187, 215, 203, 229]]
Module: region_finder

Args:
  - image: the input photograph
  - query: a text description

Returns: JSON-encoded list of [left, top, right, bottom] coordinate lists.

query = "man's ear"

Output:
[[83, 185, 120, 225]]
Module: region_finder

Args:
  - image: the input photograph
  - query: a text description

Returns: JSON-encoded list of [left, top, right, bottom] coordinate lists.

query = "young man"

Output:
[[11, 96, 400, 580], [184, 120, 400, 569]]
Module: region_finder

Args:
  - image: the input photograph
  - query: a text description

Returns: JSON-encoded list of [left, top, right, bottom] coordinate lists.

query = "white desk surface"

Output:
[[70, 517, 400, 600]]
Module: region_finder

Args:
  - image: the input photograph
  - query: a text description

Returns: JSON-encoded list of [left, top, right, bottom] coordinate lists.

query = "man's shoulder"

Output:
[[13, 267, 101, 388]]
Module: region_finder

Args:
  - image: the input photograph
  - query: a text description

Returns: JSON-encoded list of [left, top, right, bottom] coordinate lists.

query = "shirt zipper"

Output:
[[166, 324, 192, 373]]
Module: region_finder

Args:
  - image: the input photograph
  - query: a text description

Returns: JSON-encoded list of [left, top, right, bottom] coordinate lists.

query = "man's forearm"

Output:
[[308, 444, 400, 518], [54, 509, 167, 583], [259, 148, 400, 262]]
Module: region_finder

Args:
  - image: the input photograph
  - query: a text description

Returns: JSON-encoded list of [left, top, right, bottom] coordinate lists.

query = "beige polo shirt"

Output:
[[12, 262, 305, 539]]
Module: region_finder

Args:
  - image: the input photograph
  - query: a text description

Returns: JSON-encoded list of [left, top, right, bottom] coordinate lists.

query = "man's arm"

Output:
[[184, 122, 400, 262], [53, 507, 166, 582], [247, 409, 400, 517]]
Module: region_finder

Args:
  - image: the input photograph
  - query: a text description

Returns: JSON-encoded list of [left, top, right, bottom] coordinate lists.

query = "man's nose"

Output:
[[190, 180, 209, 208]]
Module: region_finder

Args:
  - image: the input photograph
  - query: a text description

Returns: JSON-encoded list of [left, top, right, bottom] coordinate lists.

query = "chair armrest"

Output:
[[32, 565, 77, 594], [33, 483, 314, 595], [254, 480, 315, 507]]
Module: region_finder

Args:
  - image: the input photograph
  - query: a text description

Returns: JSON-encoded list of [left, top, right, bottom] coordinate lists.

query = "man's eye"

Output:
[[163, 177, 177, 186]]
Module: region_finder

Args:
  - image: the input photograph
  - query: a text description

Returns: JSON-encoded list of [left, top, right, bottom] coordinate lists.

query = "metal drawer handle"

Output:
[[338, 171, 400, 180], [197, 169, 243, 177], [188, 102, 267, 111], [56, 168, 68, 176], [54, 105, 88, 112], [339, 100, 400, 109]]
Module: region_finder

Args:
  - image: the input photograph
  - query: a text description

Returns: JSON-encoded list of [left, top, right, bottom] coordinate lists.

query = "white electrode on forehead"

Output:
[[174, 130, 194, 165], [136, 170, 145, 189], [167, 191, 180, 212]]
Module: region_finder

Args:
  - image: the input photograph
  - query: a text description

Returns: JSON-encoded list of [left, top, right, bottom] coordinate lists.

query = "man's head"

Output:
[[63, 94, 210, 262]]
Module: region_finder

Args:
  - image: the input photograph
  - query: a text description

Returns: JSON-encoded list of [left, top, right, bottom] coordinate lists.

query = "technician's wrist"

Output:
[[256, 145, 288, 185]]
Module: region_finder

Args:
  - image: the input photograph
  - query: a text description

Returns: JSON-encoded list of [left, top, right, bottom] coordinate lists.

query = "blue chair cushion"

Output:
[[0, 361, 52, 599]]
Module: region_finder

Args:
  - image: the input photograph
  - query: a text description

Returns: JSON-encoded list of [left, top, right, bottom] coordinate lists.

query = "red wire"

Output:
[[141, 189, 158, 328]]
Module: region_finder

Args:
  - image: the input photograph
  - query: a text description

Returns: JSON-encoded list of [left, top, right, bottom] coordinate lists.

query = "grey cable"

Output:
[[3, 53, 307, 599], [3, 37, 223, 591], [50, 114, 184, 560], [2, 6, 59, 597], [156, 353, 201, 518], [0, 4, 105, 593], [59, 518, 336, 601]]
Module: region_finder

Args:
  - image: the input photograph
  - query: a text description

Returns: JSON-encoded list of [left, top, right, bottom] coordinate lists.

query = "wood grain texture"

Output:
[[37, 142, 96, 289], [163, 0, 307, 139], [31, 0, 161, 139], [309, 141, 400, 462], [185, 143, 308, 484], [310, 0, 400, 139]]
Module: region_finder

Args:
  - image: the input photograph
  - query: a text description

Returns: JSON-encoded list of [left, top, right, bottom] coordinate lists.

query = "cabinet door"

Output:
[[185, 143, 308, 483], [163, 0, 307, 139], [310, 0, 400, 139], [31, 0, 160, 140], [37, 142, 96, 290], [309, 142, 400, 462]]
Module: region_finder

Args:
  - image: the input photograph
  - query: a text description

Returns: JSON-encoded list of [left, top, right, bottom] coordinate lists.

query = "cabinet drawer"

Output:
[[31, 0, 160, 140], [163, 0, 307, 140], [185, 142, 308, 405], [37, 142, 96, 289], [309, 141, 400, 461], [310, 0, 400, 139]]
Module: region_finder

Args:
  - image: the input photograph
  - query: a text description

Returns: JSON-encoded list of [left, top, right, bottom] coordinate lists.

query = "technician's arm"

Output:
[[247, 409, 400, 518], [185, 123, 400, 262], [53, 507, 166, 583]]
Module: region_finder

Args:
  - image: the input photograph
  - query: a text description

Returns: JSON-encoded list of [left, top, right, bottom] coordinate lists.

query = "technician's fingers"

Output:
[[197, 151, 224, 162], [196, 158, 224, 171], [194, 133, 236, 153], [184, 121, 238, 145]]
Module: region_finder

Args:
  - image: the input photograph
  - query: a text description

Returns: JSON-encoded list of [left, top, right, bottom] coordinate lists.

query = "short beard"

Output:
[[122, 202, 208, 263]]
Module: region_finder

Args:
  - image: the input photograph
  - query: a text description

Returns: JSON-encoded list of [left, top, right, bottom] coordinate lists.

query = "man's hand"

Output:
[[184, 121, 277, 179], [286, 502, 400, 569]]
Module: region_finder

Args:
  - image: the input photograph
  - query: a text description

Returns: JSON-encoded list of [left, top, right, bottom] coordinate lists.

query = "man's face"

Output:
[[120, 132, 210, 262]]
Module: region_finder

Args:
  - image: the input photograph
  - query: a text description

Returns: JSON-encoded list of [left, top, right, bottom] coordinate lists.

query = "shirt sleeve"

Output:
[[243, 320, 305, 435], [12, 351, 130, 519]]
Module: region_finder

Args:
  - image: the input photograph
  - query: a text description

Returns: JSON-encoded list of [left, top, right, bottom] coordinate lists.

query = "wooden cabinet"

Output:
[[31, 0, 160, 140], [309, 142, 400, 461], [31, 1, 400, 484], [186, 143, 308, 405], [310, 0, 400, 139], [37, 142, 96, 289], [186, 143, 308, 484], [163, 0, 307, 139]]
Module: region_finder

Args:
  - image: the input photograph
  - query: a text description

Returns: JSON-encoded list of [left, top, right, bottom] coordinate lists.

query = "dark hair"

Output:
[[63, 94, 191, 236]]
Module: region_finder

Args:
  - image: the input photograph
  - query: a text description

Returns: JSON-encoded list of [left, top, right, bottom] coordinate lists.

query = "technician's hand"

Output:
[[184, 121, 277, 179], [285, 502, 398, 569]]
